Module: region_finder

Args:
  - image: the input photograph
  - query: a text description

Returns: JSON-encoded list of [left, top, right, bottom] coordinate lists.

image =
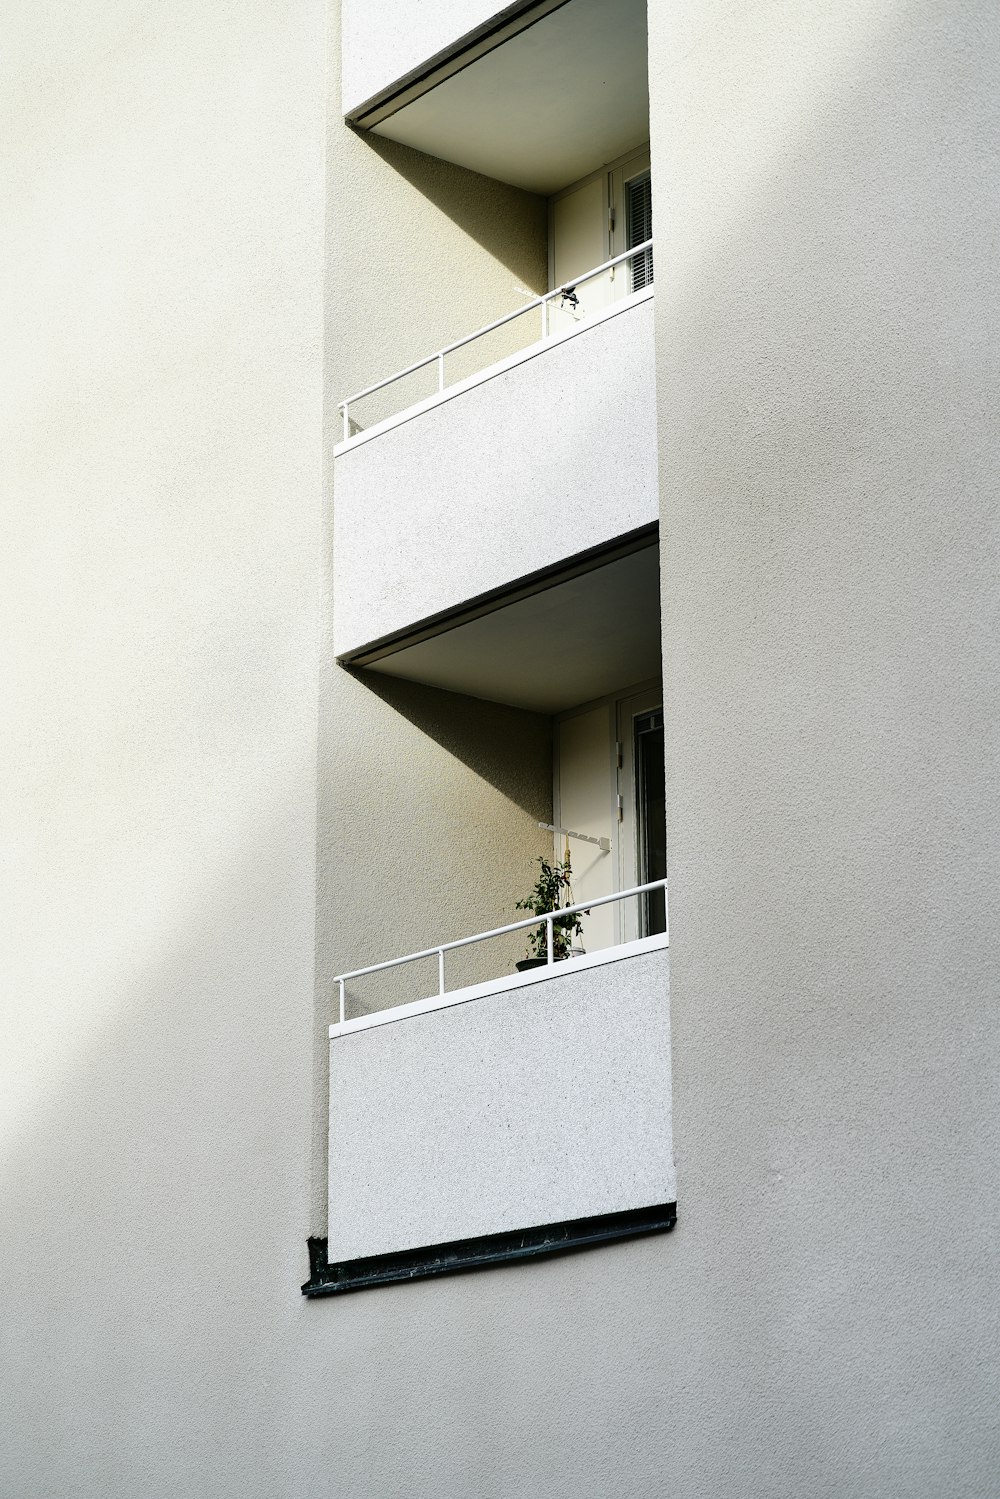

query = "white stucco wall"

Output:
[[329, 941, 672, 1261], [5, 2, 999, 1497], [319, 672, 553, 1018], [1, 2, 326, 1494], [651, 1, 1000, 1495], [333, 297, 657, 654], [342, 0, 509, 113]]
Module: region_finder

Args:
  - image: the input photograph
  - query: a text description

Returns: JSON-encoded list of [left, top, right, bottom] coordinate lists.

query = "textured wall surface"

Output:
[[6, 1, 999, 1497], [0, 1, 326, 1494], [651, 1, 1000, 1495], [333, 298, 657, 654], [342, 0, 508, 113], [322, 672, 553, 1020], [329, 942, 672, 1260], [326, 112, 546, 430]]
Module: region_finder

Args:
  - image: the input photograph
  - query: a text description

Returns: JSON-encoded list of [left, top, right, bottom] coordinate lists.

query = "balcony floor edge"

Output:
[[301, 1201, 677, 1297]]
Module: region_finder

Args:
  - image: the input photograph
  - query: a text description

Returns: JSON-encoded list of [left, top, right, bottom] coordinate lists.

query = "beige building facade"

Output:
[[3, 0, 1000, 1494]]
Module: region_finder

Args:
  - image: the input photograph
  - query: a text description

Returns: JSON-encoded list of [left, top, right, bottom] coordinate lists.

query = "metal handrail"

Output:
[[337, 237, 654, 442], [335, 876, 667, 1024]]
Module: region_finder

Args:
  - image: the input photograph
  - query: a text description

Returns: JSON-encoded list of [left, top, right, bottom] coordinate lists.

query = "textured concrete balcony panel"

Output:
[[328, 937, 672, 1263], [333, 297, 658, 662]]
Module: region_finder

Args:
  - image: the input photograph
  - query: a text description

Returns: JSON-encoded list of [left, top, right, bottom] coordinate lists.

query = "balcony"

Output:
[[319, 882, 672, 1289], [332, 244, 658, 685]]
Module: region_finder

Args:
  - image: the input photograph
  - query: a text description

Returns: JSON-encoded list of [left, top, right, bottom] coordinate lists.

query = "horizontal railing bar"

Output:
[[338, 239, 653, 413], [334, 877, 667, 985]]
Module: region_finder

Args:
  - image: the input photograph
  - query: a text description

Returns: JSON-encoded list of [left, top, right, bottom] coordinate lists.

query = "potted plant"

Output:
[[514, 855, 586, 972]]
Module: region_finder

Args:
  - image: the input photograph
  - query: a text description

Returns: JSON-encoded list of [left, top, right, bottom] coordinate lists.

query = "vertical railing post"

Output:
[[341, 403, 349, 443], [437, 352, 445, 393], [546, 914, 554, 965], [541, 294, 548, 339], [339, 978, 345, 1027], [438, 948, 446, 995]]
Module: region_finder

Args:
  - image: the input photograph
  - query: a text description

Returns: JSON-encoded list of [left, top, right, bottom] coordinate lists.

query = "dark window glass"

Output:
[[635, 708, 666, 936], [627, 172, 653, 292]]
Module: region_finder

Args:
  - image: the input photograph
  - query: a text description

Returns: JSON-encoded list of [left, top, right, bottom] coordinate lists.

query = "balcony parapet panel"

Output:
[[333, 293, 658, 665], [327, 935, 673, 1269]]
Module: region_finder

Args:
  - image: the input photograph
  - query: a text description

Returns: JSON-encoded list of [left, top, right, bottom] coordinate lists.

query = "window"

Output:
[[633, 706, 666, 935], [626, 170, 653, 293]]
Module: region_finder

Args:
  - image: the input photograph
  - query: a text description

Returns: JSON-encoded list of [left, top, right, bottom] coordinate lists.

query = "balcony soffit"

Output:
[[355, 539, 662, 715], [362, 0, 649, 196]]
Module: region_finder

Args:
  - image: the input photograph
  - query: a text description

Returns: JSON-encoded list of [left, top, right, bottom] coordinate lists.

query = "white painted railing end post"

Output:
[[437, 352, 445, 393], [438, 948, 446, 995], [546, 914, 554, 965], [338, 978, 345, 1027]]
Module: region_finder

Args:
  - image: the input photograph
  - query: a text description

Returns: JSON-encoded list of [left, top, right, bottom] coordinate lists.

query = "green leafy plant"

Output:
[[515, 855, 586, 962]]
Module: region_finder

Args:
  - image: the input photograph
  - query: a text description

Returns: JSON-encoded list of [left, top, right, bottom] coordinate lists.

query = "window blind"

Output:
[[627, 172, 653, 292]]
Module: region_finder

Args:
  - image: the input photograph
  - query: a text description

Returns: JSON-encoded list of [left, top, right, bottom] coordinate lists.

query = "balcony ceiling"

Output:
[[368, 0, 649, 196], [362, 542, 661, 714]]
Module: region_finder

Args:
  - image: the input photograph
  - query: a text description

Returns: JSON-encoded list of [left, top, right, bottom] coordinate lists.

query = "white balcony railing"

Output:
[[337, 238, 654, 442], [334, 876, 667, 1024]]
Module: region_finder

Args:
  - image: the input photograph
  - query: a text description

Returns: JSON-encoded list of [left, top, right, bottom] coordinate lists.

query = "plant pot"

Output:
[[515, 958, 549, 973]]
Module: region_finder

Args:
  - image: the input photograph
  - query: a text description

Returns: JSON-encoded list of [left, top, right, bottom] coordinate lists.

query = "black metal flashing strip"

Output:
[[301, 1202, 676, 1298], [338, 522, 660, 671], [347, 0, 573, 130]]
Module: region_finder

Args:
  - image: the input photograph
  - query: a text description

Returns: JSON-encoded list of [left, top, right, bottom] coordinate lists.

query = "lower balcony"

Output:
[[307, 883, 673, 1294]]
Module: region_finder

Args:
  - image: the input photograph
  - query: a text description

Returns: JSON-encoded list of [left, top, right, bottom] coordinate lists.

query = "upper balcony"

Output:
[[333, 241, 658, 675], [342, 0, 649, 197]]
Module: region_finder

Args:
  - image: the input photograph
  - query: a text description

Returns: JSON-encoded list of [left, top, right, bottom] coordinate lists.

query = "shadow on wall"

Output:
[[354, 665, 552, 820], [316, 665, 553, 1021], [648, 3, 1000, 1497], [327, 125, 549, 429], [354, 127, 549, 292]]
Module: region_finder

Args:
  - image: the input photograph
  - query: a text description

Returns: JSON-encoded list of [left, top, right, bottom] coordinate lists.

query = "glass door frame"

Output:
[[616, 685, 666, 944]]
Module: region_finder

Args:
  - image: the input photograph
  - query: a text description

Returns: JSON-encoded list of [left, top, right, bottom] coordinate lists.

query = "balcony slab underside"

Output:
[[343, 0, 648, 196], [333, 297, 660, 708]]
